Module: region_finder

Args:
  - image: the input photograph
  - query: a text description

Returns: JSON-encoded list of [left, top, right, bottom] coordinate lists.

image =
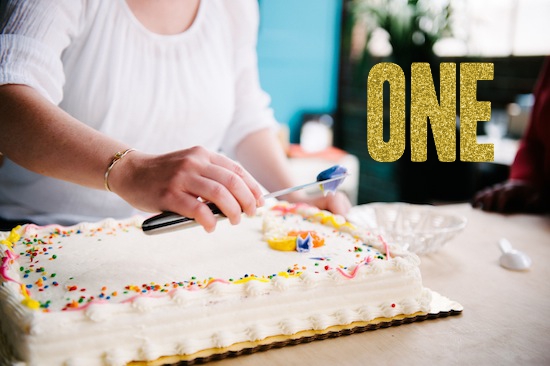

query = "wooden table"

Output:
[[215, 204, 550, 365]]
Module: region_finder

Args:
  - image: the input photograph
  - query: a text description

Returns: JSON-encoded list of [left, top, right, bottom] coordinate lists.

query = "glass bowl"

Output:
[[346, 203, 467, 255]]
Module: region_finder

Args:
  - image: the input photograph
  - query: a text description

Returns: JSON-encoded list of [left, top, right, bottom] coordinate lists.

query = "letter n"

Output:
[[410, 63, 457, 162]]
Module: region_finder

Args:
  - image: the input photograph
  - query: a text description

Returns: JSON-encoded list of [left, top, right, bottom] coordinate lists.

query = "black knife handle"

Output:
[[142, 202, 223, 234]]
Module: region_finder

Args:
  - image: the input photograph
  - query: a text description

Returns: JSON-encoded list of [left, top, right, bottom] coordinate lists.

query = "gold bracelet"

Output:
[[104, 148, 136, 192]]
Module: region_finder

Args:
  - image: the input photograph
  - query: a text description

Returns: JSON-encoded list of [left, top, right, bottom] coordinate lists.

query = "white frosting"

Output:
[[0, 203, 431, 365]]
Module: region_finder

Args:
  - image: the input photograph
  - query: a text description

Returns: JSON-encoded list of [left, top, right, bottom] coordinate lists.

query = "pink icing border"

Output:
[[335, 256, 374, 279], [378, 235, 391, 260], [1, 250, 20, 284]]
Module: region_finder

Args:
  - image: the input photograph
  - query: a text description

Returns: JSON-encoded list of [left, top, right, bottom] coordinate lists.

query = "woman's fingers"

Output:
[[208, 153, 265, 208], [113, 146, 265, 231], [176, 148, 263, 223], [165, 192, 220, 232], [302, 191, 352, 217], [182, 175, 243, 225], [198, 164, 260, 217], [323, 192, 352, 216]]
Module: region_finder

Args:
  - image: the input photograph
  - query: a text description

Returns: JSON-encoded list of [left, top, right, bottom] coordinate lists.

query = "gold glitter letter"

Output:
[[367, 63, 405, 162], [411, 63, 457, 162], [460, 63, 494, 162]]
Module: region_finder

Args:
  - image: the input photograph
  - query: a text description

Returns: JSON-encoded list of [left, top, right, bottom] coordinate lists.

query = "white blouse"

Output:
[[0, 0, 278, 225]]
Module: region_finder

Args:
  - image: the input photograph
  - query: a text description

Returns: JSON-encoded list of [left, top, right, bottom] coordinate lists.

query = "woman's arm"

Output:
[[0, 84, 264, 231], [0, 84, 121, 188]]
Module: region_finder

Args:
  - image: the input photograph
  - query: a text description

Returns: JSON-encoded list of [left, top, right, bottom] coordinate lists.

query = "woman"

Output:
[[0, 0, 351, 231]]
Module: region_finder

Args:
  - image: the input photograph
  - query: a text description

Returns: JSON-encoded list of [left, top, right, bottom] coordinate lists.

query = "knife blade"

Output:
[[141, 173, 348, 234]]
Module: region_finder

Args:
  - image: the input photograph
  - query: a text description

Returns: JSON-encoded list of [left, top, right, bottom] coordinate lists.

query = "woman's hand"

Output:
[[295, 191, 352, 217], [108, 146, 265, 232], [472, 180, 546, 213], [234, 128, 354, 217]]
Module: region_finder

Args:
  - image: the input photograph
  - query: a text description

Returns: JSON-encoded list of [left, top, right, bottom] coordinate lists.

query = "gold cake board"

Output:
[[131, 289, 463, 366]]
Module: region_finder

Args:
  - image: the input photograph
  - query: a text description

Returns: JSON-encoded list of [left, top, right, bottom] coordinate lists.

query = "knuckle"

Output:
[[189, 145, 207, 156], [225, 173, 241, 191], [180, 156, 199, 171], [231, 164, 245, 177], [189, 200, 207, 218], [210, 183, 226, 200], [163, 179, 184, 199]]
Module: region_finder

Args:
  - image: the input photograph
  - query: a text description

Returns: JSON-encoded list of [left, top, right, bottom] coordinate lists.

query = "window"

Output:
[[435, 0, 550, 56]]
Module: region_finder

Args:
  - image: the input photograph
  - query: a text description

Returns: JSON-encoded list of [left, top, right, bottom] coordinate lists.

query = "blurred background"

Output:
[[255, 0, 550, 206]]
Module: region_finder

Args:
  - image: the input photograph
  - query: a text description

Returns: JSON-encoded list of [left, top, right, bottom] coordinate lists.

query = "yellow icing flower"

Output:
[[313, 212, 329, 222], [19, 284, 41, 310], [21, 298, 41, 310], [232, 276, 270, 284], [339, 222, 357, 230], [1, 225, 21, 250], [7, 227, 21, 243], [276, 271, 302, 278], [267, 236, 297, 251], [0, 239, 13, 249]]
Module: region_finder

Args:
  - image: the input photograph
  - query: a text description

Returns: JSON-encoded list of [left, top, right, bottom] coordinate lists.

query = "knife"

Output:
[[141, 173, 348, 234]]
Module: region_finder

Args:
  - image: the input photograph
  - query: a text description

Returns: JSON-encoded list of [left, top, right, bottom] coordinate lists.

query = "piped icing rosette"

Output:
[[316, 165, 348, 195]]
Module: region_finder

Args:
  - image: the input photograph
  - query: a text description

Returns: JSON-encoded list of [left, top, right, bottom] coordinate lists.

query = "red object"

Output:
[[509, 56, 550, 192]]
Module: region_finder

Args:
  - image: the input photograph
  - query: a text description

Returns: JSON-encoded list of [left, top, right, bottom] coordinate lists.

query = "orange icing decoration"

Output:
[[287, 231, 325, 248]]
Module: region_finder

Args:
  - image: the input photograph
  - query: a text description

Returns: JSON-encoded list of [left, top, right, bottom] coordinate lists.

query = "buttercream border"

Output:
[[130, 289, 462, 366]]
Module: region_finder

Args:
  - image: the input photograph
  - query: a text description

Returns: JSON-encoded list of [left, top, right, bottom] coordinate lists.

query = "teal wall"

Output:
[[257, 0, 343, 143]]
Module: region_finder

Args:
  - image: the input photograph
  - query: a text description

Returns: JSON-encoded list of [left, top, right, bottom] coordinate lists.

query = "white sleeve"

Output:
[[0, 0, 82, 104], [220, 0, 280, 159]]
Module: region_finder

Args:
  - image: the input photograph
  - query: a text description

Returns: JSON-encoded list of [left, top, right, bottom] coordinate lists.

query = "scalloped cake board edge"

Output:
[[129, 289, 463, 366]]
